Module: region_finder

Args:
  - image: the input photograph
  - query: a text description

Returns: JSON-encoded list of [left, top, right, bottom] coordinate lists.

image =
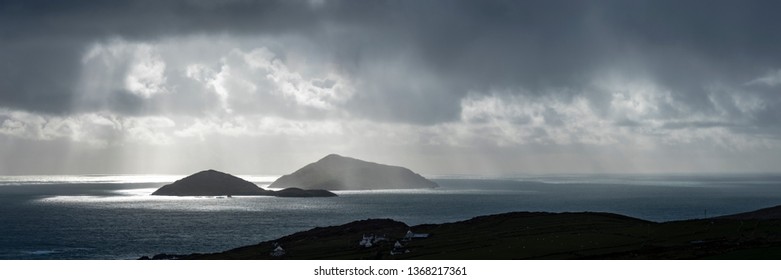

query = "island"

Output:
[[268, 154, 439, 190], [152, 169, 336, 197]]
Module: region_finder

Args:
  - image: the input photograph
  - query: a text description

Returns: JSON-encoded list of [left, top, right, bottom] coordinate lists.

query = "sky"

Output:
[[1, 0, 781, 175]]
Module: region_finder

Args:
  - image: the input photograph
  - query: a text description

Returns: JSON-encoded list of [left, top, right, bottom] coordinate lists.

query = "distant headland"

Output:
[[152, 169, 336, 197], [269, 154, 439, 190]]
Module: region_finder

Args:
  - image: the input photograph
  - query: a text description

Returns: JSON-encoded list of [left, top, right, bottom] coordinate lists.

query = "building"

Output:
[[390, 241, 410, 255], [403, 229, 429, 241], [270, 243, 286, 257], [359, 234, 389, 248]]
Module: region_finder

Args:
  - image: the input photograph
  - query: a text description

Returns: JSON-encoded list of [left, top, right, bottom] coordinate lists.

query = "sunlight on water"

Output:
[[36, 187, 342, 212], [112, 188, 160, 196], [6, 175, 781, 259], [39, 193, 204, 203], [330, 188, 537, 195], [312, 188, 441, 195]]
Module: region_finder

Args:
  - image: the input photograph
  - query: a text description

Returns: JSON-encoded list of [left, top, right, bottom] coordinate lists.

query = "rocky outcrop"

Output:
[[273, 187, 338, 197]]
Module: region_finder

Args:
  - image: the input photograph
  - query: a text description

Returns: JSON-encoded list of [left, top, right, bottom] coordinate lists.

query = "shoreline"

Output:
[[143, 204, 781, 260]]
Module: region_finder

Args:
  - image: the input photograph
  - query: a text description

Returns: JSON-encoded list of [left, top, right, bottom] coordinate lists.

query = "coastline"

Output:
[[143, 205, 781, 260]]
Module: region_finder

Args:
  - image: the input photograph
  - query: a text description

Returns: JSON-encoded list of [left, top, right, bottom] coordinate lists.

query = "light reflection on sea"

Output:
[[1, 174, 781, 259]]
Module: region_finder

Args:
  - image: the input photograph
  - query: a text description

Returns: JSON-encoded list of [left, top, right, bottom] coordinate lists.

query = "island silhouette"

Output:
[[151, 154, 438, 197], [152, 169, 336, 197], [270, 154, 439, 190]]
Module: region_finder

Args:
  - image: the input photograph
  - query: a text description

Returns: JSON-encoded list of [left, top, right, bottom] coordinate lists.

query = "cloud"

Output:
[[450, 81, 781, 152], [0, 107, 347, 147], [73, 37, 358, 118], [81, 39, 169, 99], [236, 47, 355, 110], [123, 48, 168, 98], [0, 108, 176, 147], [458, 92, 612, 146], [747, 69, 781, 87], [4, 1, 781, 121], [2, 0, 781, 173]]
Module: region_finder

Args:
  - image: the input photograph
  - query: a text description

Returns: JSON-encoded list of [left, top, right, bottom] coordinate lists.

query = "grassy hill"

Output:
[[143, 208, 781, 260]]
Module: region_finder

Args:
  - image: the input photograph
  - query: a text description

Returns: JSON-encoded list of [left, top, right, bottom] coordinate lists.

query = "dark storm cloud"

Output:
[[1, 0, 781, 127], [0, 40, 83, 114], [0, 0, 320, 39], [0, 0, 323, 114]]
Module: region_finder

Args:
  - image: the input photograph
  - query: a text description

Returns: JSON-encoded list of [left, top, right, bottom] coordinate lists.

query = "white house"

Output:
[[270, 243, 286, 257], [359, 234, 389, 248], [404, 229, 430, 240], [390, 241, 410, 255]]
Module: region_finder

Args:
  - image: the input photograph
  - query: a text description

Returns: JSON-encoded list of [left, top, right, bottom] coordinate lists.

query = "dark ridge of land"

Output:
[[269, 154, 439, 190], [142, 204, 781, 260], [715, 205, 781, 220], [151, 169, 336, 197]]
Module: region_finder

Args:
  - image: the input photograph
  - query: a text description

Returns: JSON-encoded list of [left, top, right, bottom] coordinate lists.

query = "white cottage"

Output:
[[404, 229, 430, 240], [270, 244, 286, 257]]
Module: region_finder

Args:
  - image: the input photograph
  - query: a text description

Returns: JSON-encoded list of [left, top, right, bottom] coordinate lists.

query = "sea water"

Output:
[[1, 174, 781, 259]]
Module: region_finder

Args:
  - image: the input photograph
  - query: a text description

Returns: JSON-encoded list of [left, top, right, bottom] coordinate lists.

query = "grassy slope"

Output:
[[155, 211, 781, 260]]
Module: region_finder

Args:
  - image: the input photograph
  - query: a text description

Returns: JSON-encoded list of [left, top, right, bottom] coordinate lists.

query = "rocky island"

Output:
[[152, 169, 336, 197], [269, 154, 439, 190]]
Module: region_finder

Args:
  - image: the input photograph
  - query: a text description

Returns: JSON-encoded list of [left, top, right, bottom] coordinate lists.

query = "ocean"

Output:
[[1, 174, 781, 260]]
